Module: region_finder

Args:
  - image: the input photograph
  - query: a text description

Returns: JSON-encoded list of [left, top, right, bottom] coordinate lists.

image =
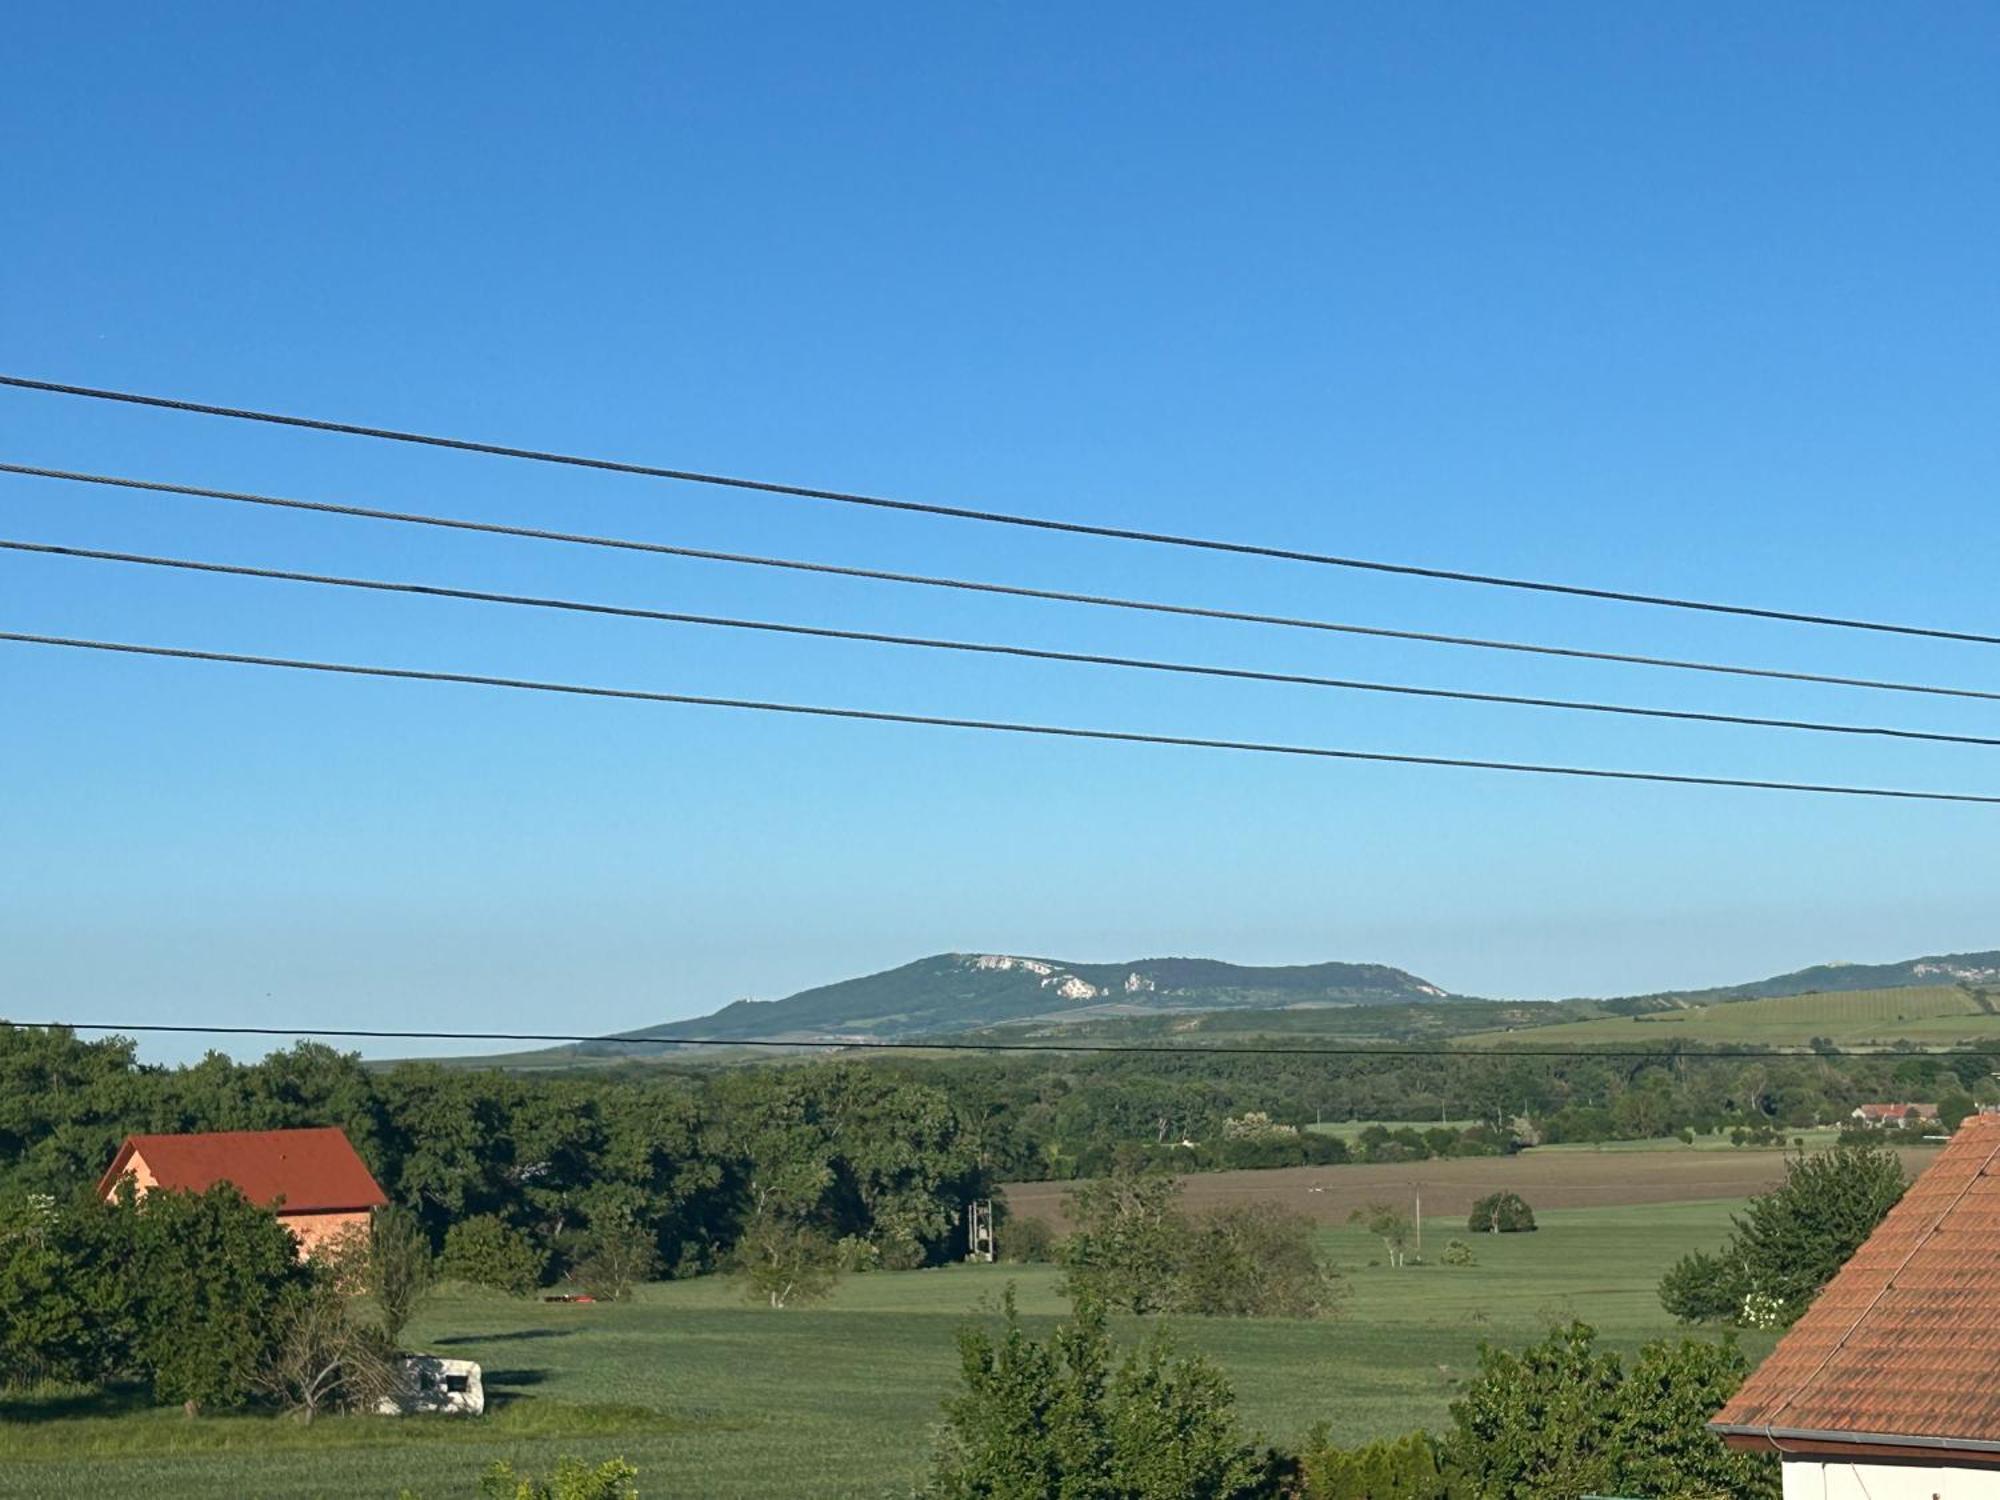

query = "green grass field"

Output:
[[1466, 984, 1996, 1048], [0, 1200, 1765, 1500]]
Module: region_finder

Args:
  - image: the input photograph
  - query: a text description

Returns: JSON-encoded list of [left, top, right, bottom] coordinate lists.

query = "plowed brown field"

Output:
[[1000, 1141, 1941, 1228]]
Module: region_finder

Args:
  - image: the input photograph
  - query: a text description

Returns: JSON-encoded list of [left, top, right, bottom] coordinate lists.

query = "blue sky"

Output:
[[4, 5, 1999, 1062]]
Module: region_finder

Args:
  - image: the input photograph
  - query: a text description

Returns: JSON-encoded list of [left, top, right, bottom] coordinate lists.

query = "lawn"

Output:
[[0, 1200, 1766, 1500]]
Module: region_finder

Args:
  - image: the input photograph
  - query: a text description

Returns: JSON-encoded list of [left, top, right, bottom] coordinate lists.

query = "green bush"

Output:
[[478, 1455, 640, 1500], [1466, 1193, 1536, 1235], [1297, 1429, 1456, 1499], [925, 1288, 1273, 1499], [1440, 1239, 1476, 1268], [442, 1215, 545, 1297], [1177, 1203, 1341, 1317], [999, 1215, 1058, 1264], [1657, 1140, 1905, 1327], [1445, 1321, 1776, 1499]]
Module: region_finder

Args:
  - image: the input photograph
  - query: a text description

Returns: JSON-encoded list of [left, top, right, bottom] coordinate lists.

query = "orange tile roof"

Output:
[[100, 1127, 388, 1215], [1713, 1115, 2000, 1450]]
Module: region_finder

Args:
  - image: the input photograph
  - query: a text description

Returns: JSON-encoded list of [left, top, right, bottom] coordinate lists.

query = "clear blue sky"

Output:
[[4, 5, 1999, 1062]]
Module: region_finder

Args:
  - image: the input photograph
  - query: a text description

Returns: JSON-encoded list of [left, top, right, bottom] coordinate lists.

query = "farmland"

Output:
[[0, 1191, 1802, 1500], [1001, 1137, 1939, 1230], [1464, 984, 2000, 1048]]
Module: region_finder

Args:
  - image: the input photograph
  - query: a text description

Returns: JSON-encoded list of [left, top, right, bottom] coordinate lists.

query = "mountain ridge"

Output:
[[534, 946, 2000, 1062]]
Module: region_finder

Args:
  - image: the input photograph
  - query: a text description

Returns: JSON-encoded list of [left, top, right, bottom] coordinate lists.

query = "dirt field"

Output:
[[1000, 1140, 1941, 1228]]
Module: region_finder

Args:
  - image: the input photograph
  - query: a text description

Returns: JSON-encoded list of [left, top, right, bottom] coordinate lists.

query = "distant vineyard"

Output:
[[1466, 984, 1995, 1047]]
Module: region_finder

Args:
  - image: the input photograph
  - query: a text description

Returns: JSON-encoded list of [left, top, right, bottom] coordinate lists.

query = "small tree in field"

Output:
[[735, 1213, 840, 1309], [255, 1282, 401, 1423], [574, 1211, 659, 1303], [366, 1205, 435, 1345], [478, 1456, 640, 1500], [1467, 1192, 1536, 1235], [1352, 1202, 1413, 1267], [1060, 1162, 1188, 1312]]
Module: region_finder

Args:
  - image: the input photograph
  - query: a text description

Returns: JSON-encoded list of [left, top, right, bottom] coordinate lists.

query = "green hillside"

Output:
[[1465, 984, 2000, 1048]]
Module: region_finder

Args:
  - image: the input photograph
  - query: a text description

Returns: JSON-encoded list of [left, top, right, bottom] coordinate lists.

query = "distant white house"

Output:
[[1848, 1102, 1939, 1129]]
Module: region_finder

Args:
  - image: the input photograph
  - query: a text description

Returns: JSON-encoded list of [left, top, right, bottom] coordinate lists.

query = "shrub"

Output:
[[1467, 1193, 1536, 1234], [572, 1212, 659, 1303], [735, 1214, 840, 1309], [478, 1456, 640, 1500], [924, 1288, 1271, 1500], [1441, 1239, 1476, 1267], [1657, 1140, 1905, 1327], [123, 1183, 315, 1411], [1060, 1164, 1188, 1314], [999, 1215, 1058, 1264], [365, 1205, 435, 1345], [1177, 1203, 1341, 1318], [1445, 1321, 1776, 1499], [254, 1281, 401, 1423], [1297, 1428, 1454, 1499], [442, 1215, 545, 1297]]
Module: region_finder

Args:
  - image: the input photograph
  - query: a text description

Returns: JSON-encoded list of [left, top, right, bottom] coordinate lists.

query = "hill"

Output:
[[558, 953, 1451, 1059], [435, 945, 2000, 1069]]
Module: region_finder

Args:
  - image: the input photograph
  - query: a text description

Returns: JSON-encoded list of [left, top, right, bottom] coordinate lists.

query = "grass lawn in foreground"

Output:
[[0, 1200, 1766, 1500]]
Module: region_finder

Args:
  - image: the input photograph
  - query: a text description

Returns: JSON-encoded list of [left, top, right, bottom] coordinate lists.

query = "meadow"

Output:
[[0, 1199, 1771, 1500]]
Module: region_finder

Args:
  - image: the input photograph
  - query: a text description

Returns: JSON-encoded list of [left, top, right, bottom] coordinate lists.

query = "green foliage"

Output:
[[366, 1205, 435, 1345], [478, 1455, 641, 1500], [1445, 1321, 1777, 1500], [734, 1214, 840, 1308], [925, 1288, 1273, 1500], [1060, 1163, 1189, 1314], [1350, 1203, 1413, 1267], [255, 1280, 401, 1423], [443, 1215, 546, 1297], [124, 1183, 315, 1410], [998, 1215, 1058, 1264], [1658, 1139, 1906, 1326], [1466, 1193, 1536, 1235], [1178, 1203, 1341, 1318], [574, 1211, 661, 1303], [1440, 1239, 1476, 1268], [1296, 1429, 1456, 1500], [1937, 1092, 1976, 1131]]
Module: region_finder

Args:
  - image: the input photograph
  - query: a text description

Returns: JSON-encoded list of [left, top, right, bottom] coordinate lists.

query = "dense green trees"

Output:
[[926, 1290, 1272, 1500], [1467, 1193, 1537, 1235], [0, 1183, 313, 1411], [1444, 1323, 1776, 1500], [1659, 1139, 1906, 1327]]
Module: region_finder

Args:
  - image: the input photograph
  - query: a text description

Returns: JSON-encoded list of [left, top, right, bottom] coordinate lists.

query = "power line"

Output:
[[4, 374, 1994, 647], [7, 1017, 1991, 1060], [10, 461, 2000, 708], [5, 627, 1999, 804], [14, 535, 2000, 751]]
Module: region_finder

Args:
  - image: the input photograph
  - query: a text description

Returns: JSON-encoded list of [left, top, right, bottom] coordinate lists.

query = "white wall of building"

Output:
[[1786, 1459, 2000, 1500]]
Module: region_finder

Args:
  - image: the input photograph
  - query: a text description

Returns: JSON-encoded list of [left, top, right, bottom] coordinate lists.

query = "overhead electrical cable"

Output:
[[4, 628, 1999, 804], [10, 535, 2000, 751], [7, 463, 1998, 708], [3, 374, 1995, 646], [3, 1017, 1987, 1060]]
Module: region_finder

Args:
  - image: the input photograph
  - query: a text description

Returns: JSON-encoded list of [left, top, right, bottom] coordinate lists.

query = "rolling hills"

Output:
[[462, 946, 2000, 1068]]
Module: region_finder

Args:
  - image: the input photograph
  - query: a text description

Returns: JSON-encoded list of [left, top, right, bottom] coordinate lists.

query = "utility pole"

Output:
[[1412, 1183, 1423, 1258]]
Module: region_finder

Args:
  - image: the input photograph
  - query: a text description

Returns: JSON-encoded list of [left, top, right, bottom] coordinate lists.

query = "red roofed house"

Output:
[[1712, 1113, 2000, 1497], [99, 1126, 388, 1257]]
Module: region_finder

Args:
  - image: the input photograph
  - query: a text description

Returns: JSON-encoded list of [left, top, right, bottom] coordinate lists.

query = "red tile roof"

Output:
[[99, 1127, 388, 1215], [1713, 1115, 2000, 1451]]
